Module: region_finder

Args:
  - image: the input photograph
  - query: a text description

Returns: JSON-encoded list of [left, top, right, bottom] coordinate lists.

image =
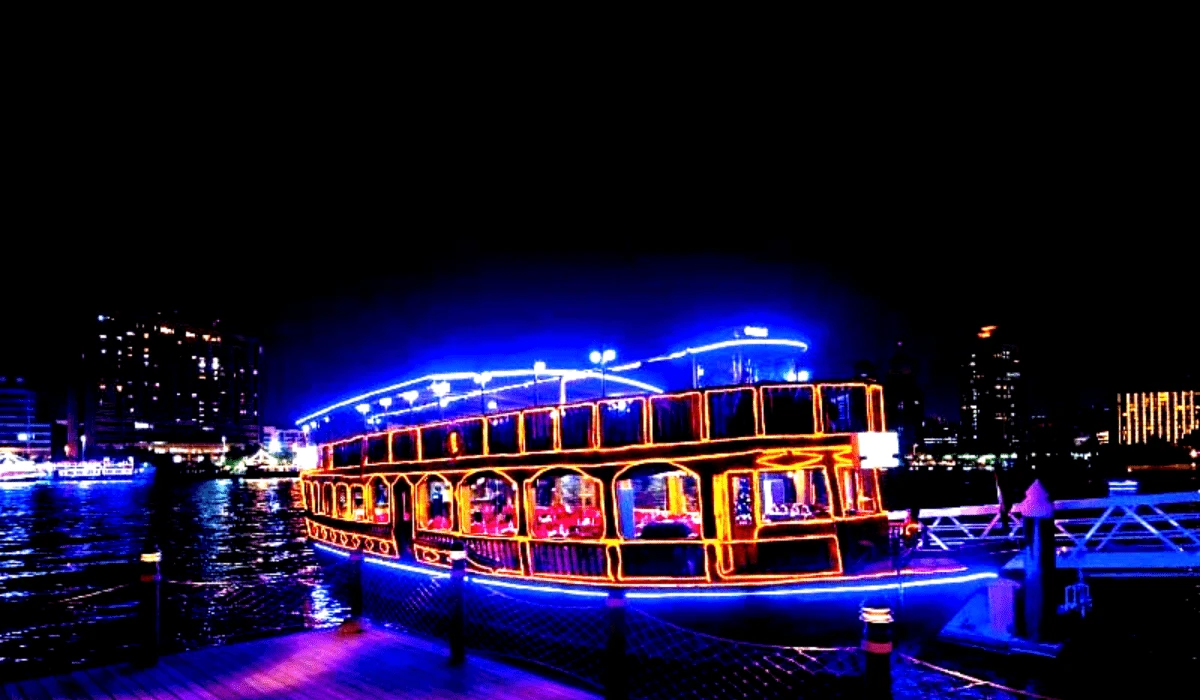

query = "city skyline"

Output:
[[2, 245, 1194, 430]]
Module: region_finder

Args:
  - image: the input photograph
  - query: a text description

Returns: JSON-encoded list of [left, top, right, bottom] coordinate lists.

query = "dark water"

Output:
[[0, 477, 348, 682], [3, 477, 1198, 698]]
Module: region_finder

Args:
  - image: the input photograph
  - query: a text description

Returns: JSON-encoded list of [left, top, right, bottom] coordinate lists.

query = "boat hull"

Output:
[[313, 542, 996, 646]]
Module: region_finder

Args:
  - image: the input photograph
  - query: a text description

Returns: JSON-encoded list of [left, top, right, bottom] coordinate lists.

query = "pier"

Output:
[[1, 627, 597, 699]]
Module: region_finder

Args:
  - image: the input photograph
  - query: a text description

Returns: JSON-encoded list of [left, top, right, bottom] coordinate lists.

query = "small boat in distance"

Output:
[[52, 458, 137, 480], [0, 452, 50, 482]]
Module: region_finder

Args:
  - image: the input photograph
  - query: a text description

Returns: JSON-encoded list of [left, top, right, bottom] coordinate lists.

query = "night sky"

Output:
[[5, 221, 1193, 430]]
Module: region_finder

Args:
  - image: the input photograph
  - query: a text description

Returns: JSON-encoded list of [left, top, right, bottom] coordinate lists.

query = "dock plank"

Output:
[[4, 628, 599, 699]]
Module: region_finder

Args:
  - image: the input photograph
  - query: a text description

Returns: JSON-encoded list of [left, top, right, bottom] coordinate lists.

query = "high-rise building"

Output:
[[1117, 391, 1198, 446], [884, 342, 924, 457], [960, 325, 1021, 453], [0, 375, 52, 459], [79, 312, 262, 454]]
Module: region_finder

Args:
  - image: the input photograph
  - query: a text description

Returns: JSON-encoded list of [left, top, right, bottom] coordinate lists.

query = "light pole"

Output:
[[590, 349, 616, 398], [533, 361, 546, 407], [474, 373, 492, 415], [431, 382, 451, 420], [80, 434, 86, 461]]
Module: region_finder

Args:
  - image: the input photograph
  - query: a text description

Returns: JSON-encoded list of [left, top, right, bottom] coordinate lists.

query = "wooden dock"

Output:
[[2, 627, 599, 699]]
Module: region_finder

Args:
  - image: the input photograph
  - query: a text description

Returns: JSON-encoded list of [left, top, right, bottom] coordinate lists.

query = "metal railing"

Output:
[[887, 491, 1200, 554]]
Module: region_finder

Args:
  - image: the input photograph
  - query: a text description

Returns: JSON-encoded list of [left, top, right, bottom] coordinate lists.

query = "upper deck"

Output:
[[316, 381, 889, 472]]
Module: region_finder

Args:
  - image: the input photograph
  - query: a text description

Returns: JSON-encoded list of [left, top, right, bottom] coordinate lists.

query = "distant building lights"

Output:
[[743, 326, 769, 338], [17, 433, 28, 441]]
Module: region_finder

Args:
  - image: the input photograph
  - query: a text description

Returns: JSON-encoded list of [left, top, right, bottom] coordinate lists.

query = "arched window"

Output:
[[419, 476, 454, 531], [371, 479, 390, 523], [460, 473, 517, 537], [322, 483, 334, 516], [615, 464, 701, 540], [527, 469, 603, 539], [350, 485, 365, 521], [336, 484, 350, 519], [759, 468, 831, 522]]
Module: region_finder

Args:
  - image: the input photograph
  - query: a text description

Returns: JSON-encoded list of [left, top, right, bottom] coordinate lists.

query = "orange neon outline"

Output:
[[523, 465, 607, 542], [455, 469, 519, 540], [366, 475, 391, 524]]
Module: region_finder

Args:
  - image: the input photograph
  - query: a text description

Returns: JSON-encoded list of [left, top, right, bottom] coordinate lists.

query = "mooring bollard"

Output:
[[860, 599, 893, 699], [605, 588, 628, 700], [138, 545, 161, 667], [339, 543, 366, 634], [1021, 480, 1055, 643], [449, 542, 466, 665]]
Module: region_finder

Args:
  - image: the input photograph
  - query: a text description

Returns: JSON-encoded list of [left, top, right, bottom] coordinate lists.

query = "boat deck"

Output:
[[2, 627, 598, 700]]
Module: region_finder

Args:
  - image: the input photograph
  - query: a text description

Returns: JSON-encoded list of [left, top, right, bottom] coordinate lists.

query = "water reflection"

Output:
[[0, 477, 348, 678]]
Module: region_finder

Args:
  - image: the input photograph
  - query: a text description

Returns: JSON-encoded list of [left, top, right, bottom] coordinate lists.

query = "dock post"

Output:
[[449, 542, 466, 665], [339, 542, 365, 634], [860, 599, 893, 699], [137, 544, 161, 667], [605, 588, 628, 700], [1021, 480, 1056, 642]]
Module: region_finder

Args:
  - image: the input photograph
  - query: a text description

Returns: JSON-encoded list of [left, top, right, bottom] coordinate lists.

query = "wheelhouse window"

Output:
[[650, 394, 702, 444], [560, 405, 596, 449], [599, 398, 645, 447], [487, 414, 521, 455], [523, 409, 556, 452], [528, 470, 603, 539], [820, 386, 869, 433], [759, 469, 831, 522], [840, 469, 881, 516], [351, 485, 365, 521], [762, 386, 816, 435], [419, 477, 454, 531], [616, 465, 701, 539], [707, 388, 757, 439], [366, 434, 389, 463], [332, 441, 361, 467], [461, 474, 517, 536], [391, 429, 418, 461], [371, 479, 390, 523]]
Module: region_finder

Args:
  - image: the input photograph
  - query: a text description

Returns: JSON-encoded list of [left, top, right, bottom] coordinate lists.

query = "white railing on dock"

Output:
[[887, 491, 1200, 553]]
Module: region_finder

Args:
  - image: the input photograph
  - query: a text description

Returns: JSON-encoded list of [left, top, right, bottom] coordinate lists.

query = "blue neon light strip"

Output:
[[313, 544, 997, 600]]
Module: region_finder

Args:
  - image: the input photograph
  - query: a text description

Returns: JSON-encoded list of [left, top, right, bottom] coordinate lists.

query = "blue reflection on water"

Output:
[[0, 477, 349, 677]]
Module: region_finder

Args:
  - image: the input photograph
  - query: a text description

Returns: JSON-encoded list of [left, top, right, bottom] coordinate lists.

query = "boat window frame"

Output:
[[524, 466, 606, 542], [456, 470, 520, 539], [612, 462, 703, 542], [414, 473, 456, 533], [335, 483, 351, 519], [755, 465, 835, 526], [367, 476, 390, 524]]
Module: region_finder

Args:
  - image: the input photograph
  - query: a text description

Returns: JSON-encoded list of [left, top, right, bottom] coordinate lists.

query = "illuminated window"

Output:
[[419, 477, 454, 531], [461, 473, 517, 536], [615, 465, 701, 540], [335, 484, 350, 518], [759, 469, 830, 522], [350, 486, 365, 521], [527, 470, 603, 539], [371, 479, 390, 523]]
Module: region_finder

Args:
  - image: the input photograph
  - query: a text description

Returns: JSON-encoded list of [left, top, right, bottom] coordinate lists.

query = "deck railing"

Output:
[[887, 491, 1200, 553]]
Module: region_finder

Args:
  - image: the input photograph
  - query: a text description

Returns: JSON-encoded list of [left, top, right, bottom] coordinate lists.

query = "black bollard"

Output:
[[339, 544, 366, 634], [860, 600, 893, 699], [605, 589, 628, 700], [137, 545, 161, 667], [449, 542, 466, 665]]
